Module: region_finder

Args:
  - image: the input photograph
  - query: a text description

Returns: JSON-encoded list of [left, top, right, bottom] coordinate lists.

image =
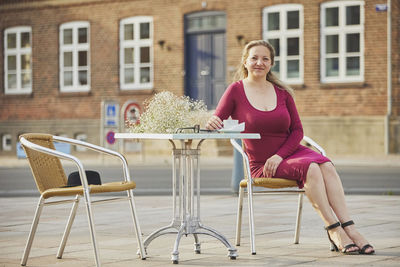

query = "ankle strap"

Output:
[[325, 221, 341, 230], [341, 220, 355, 228]]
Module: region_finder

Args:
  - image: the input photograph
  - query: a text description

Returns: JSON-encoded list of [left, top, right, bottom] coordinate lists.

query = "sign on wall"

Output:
[[106, 130, 116, 145], [375, 4, 388, 12], [102, 100, 120, 150], [124, 102, 142, 126], [120, 100, 143, 153], [104, 101, 119, 127]]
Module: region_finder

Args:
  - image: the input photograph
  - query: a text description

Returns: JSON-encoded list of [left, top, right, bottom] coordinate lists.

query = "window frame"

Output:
[[119, 16, 154, 90], [2, 134, 12, 151], [263, 4, 304, 85], [4, 26, 32, 95], [59, 21, 91, 92], [75, 133, 88, 151], [320, 1, 364, 83]]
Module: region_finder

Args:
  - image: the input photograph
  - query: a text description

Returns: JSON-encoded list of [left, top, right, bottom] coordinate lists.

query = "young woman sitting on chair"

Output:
[[205, 40, 374, 255]]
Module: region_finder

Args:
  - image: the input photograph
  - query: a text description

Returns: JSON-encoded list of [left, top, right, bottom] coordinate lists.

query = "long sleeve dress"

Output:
[[214, 80, 330, 188]]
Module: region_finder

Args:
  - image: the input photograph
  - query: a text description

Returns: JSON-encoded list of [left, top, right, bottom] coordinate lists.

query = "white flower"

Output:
[[127, 91, 211, 133]]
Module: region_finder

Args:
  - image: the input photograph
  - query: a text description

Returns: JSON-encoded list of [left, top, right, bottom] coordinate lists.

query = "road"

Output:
[[0, 164, 399, 196]]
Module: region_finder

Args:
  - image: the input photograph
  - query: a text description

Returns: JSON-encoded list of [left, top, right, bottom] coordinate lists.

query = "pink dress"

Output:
[[215, 80, 330, 188]]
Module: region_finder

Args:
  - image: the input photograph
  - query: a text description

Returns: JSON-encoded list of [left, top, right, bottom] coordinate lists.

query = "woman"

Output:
[[206, 40, 374, 255]]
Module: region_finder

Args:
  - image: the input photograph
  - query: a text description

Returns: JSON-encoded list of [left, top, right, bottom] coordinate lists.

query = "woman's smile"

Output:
[[245, 45, 272, 78]]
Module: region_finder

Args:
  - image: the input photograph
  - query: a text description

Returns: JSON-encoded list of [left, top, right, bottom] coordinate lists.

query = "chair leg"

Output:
[[21, 197, 45, 266], [294, 192, 304, 244], [82, 191, 101, 267], [235, 186, 245, 246], [57, 195, 80, 259], [127, 189, 146, 259], [247, 184, 256, 255]]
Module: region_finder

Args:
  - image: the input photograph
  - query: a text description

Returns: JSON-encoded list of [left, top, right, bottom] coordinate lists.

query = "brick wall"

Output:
[[0, 0, 395, 119], [392, 0, 400, 117], [0, 0, 398, 154]]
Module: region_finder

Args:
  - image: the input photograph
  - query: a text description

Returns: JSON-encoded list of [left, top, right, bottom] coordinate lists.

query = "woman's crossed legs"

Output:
[[304, 162, 374, 254]]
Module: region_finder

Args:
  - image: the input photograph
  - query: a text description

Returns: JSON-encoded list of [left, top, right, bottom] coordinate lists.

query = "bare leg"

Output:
[[304, 163, 358, 252], [318, 163, 351, 221], [319, 162, 374, 253]]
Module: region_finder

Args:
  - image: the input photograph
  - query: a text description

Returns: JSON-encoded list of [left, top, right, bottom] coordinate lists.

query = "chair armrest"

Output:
[[230, 136, 327, 184], [52, 136, 131, 182], [20, 137, 92, 189], [303, 136, 326, 156]]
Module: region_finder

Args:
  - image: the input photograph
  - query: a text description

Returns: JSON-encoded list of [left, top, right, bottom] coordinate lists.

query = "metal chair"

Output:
[[19, 133, 146, 267], [230, 136, 326, 255]]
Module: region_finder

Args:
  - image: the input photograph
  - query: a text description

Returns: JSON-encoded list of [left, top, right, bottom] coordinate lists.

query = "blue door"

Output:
[[185, 11, 226, 109]]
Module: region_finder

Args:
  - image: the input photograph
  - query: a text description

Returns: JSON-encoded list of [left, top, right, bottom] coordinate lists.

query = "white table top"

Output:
[[115, 132, 260, 140]]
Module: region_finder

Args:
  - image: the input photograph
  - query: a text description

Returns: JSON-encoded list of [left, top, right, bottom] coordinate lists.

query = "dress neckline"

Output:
[[240, 80, 278, 112]]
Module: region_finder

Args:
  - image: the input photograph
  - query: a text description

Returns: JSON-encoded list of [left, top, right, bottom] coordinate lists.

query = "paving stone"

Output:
[[0, 195, 399, 266]]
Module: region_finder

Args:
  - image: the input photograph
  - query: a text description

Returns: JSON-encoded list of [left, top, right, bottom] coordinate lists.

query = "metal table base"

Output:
[[143, 139, 237, 264]]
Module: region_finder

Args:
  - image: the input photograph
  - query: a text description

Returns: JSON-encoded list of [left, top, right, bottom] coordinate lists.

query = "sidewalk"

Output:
[[1, 194, 399, 266]]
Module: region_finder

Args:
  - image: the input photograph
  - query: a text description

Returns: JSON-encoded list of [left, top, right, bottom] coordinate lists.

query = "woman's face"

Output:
[[244, 45, 272, 79]]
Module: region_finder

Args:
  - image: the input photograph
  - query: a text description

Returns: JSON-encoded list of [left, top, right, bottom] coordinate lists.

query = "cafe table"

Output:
[[114, 132, 260, 264]]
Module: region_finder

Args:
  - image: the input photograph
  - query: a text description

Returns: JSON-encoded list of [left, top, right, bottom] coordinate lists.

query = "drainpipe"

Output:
[[385, 0, 392, 154]]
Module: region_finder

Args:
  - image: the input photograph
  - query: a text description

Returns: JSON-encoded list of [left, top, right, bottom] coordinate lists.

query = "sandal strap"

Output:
[[324, 221, 341, 231], [341, 220, 355, 228], [360, 244, 374, 254], [342, 243, 359, 253]]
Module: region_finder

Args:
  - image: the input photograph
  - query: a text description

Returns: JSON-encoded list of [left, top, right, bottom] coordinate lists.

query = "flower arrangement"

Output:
[[127, 91, 211, 133]]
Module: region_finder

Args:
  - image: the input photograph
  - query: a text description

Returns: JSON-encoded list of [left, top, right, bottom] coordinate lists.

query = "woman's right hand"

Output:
[[205, 115, 223, 130]]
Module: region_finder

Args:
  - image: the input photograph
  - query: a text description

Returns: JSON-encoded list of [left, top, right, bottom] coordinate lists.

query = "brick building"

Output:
[[0, 0, 399, 157]]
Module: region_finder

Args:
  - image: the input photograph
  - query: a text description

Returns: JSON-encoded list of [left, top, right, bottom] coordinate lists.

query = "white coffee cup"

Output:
[[223, 119, 238, 129]]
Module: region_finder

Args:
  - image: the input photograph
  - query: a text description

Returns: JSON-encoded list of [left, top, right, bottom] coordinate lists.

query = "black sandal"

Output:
[[359, 244, 375, 255], [341, 220, 375, 255], [325, 222, 359, 254]]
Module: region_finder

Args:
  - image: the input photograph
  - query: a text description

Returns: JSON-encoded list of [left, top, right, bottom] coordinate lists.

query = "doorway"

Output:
[[184, 11, 226, 109]]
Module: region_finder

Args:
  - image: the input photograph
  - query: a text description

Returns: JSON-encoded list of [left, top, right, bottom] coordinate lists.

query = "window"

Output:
[[186, 11, 226, 33], [263, 5, 303, 84], [75, 133, 87, 151], [59, 21, 90, 92], [120, 17, 153, 90], [321, 1, 364, 83], [4, 27, 32, 94], [2, 134, 12, 151]]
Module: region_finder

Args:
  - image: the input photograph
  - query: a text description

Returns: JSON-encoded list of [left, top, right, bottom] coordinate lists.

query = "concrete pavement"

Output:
[[1, 153, 399, 266], [1, 194, 399, 266]]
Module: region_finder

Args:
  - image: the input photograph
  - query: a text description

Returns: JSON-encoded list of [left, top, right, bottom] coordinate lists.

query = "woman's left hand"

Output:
[[262, 154, 283, 177], [205, 115, 223, 131]]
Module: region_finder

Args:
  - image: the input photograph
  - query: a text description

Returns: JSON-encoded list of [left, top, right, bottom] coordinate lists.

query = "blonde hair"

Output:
[[234, 40, 294, 97]]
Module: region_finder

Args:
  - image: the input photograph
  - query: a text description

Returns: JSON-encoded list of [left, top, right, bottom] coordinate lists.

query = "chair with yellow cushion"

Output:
[[19, 133, 145, 267], [230, 136, 326, 255]]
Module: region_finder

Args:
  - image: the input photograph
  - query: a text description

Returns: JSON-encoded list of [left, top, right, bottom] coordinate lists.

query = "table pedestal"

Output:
[[143, 139, 237, 264]]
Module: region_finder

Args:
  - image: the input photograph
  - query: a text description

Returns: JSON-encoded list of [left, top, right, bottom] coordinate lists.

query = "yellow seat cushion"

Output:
[[240, 178, 298, 189], [42, 181, 136, 199]]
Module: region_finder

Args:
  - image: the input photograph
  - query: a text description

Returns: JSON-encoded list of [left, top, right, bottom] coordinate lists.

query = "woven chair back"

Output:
[[20, 133, 67, 193]]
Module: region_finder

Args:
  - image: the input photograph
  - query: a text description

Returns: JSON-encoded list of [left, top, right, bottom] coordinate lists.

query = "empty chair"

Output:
[[231, 136, 326, 255], [19, 133, 145, 266]]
